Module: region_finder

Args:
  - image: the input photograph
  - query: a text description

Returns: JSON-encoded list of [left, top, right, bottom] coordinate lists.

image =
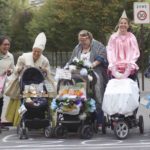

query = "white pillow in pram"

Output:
[[102, 78, 139, 115]]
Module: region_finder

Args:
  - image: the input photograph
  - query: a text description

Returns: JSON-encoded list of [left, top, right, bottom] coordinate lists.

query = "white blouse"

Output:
[[0, 52, 14, 76], [80, 51, 90, 61]]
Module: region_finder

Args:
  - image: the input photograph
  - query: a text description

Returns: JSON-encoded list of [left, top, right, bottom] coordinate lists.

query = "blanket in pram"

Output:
[[102, 78, 139, 115]]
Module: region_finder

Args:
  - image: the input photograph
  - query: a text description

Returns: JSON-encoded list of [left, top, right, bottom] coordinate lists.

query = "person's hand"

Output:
[[17, 66, 25, 74], [117, 66, 126, 73], [91, 61, 100, 68], [40, 67, 48, 76], [91, 62, 97, 68], [41, 67, 47, 73]]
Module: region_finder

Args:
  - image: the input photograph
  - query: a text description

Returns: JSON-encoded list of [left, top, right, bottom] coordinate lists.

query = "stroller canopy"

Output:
[[20, 67, 45, 91]]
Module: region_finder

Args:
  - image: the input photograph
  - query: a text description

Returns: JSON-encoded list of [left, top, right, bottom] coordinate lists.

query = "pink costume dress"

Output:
[[107, 32, 140, 78]]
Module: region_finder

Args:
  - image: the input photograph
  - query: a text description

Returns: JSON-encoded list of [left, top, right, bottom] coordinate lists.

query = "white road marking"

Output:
[[2, 134, 16, 143], [82, 139, 122, 145], [2, 134, 64, 144], [2, 133, 150, 149]]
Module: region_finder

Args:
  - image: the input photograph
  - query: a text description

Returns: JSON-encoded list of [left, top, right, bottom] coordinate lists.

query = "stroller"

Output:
[[18, 67, 52, 139], [102, 73, 144, 139], [52, 69, 97, 139]]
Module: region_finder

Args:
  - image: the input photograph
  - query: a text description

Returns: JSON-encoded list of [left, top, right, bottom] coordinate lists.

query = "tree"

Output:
[[8, 0, 33, 51], [28, 0, 136, 52], [0, 0, 10, 35]]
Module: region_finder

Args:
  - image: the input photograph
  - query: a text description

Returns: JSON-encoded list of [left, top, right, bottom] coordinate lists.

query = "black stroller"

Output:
[[17, 67, 52, 139], [53, 71, 97, 139], [102, 74, 144, 139]]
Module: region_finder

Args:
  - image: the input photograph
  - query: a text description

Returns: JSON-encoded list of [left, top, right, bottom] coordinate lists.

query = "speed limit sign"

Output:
[[134, 2, 150, 24]]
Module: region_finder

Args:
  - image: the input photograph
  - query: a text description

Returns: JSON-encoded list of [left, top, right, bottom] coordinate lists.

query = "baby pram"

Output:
[[102, 74, 144, 139], [51, 69, 97, 139], [18, 67, 52, 139]]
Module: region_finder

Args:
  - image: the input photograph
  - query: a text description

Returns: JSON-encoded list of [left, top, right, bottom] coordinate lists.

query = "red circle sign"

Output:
[[137, 10, 147, 20]]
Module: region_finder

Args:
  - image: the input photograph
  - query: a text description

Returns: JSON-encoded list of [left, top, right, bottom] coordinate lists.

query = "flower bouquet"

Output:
[[69, 57, 94, 81]]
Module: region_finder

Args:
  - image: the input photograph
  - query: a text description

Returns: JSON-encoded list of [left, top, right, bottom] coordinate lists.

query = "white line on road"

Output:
[[2, 134, 16, 143], [2, 134, 64, 144], [82, 139, 122, 145]]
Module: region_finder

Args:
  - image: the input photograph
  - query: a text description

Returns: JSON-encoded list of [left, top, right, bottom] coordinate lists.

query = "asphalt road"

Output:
[[0, 96, 150, 150]]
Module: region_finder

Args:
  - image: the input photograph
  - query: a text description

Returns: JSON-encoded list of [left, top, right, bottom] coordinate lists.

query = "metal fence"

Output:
[[12, 51, 72, 67]]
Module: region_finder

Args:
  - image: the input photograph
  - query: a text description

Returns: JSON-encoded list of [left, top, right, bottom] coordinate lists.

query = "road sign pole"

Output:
[[134, 2, 150, 91], [140, 24, 144, 91]]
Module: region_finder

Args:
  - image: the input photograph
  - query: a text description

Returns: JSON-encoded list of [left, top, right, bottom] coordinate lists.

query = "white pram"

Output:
[[102, 77, 144, 139]]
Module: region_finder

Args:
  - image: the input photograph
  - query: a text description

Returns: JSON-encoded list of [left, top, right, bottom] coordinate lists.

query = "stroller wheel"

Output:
[[44, 126, 52, 138], [114, 121, 129, 140], [54, 125, 66, 138], [139, 115, 144, 134], [80, 125, 93, 139], [102, 116, 107, 134]]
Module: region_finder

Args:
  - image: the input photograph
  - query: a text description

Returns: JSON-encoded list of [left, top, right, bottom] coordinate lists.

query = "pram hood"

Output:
[[20, 67, 45, 92]]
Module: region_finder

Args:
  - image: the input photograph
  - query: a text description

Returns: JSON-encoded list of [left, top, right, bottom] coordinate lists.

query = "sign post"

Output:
[[134, 2, 150, 91]]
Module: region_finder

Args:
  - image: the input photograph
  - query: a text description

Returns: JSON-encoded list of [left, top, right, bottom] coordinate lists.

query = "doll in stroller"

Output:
[[17, 67, 52, 139], [102, 65, 144, 139], [51, 65, 97, 139]]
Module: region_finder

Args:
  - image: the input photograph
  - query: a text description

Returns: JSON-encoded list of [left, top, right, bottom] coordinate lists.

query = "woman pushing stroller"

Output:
[[107, 10, 140, 79], [102, 11, 143, 139], [5, 32, 56, 127], [65, 30, 108, 129]]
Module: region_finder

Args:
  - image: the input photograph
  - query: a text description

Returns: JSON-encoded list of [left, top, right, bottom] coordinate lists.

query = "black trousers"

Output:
[[0, 97, 3, 119]]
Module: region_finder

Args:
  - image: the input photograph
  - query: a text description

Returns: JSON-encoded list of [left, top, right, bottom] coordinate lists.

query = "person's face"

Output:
[[78, 36, 91, 49], [32, 48, 42, 61], [118, 18, 129, 34], [0, 39, 10, 55]]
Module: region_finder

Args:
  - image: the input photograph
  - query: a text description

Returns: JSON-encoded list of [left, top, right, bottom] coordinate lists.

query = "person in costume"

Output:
[[5, 32, 56, 126], [65, 30, 108, 127], [0, 36, 14, 131], [107, 10, 140, 79], [102, 11, 140, 120]]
